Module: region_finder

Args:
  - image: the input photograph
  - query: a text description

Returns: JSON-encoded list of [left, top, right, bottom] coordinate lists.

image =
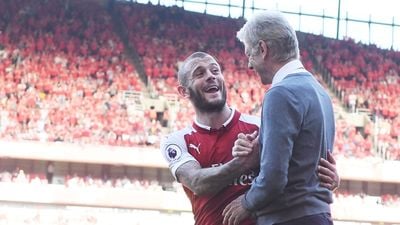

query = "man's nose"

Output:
[[248, 61, 254, 70], [205, 70, 217, 80]]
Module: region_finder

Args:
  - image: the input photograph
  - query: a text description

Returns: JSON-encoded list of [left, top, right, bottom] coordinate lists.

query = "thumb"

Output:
[[327, 150, 336, 165], [246, 130, 258, 141], [252, 134, 259, 145]]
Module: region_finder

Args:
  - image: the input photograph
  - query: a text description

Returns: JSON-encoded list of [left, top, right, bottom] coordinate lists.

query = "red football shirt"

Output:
[[161, 109, 260, 225]]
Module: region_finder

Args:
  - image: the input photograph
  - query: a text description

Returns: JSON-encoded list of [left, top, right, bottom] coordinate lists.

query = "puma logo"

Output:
[[189, 143, 201, 154]]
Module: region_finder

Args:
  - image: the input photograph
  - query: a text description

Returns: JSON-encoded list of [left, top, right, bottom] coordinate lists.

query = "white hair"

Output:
[[237, 10, 299, 62]]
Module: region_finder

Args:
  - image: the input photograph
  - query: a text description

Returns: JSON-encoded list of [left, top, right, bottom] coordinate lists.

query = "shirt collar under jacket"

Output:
[[271, 59, 308, 87], [194, 107, 235, 131]]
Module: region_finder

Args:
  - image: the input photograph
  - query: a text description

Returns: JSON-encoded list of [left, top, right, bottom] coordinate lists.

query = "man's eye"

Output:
[[195, 71, 204, 77]]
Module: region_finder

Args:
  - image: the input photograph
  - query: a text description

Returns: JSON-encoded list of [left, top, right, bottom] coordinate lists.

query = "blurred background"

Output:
[[0, 0, 399, 224]]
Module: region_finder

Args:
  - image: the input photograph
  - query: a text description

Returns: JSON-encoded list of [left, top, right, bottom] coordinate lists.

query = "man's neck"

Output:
[[270, 59, 294, 77], [195, 106, 232, 129]]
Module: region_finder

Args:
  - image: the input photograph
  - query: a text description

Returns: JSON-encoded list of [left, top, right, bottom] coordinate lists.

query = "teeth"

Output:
[[206, 86, 219, 91]]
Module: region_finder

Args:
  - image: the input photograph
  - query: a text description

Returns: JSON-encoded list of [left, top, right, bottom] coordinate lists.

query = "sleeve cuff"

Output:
[[241, 192, 254, 212]]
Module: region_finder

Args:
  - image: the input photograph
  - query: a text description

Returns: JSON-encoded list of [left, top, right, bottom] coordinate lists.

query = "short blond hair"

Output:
[[177, 52, 219, 87]]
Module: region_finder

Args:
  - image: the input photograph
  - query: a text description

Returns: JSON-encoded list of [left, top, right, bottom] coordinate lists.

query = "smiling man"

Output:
[[160, 52, 339, 225]]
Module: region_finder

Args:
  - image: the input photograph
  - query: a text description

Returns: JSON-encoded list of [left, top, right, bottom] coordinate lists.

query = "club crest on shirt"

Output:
[[165, 144, 182, 161]]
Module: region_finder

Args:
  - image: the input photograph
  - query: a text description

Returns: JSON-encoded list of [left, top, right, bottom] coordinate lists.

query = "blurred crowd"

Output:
[[0, 1, 399, 159], [0, 2, 399, 224]]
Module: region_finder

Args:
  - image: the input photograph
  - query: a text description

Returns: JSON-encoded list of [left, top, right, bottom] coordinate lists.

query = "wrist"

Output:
[[228, 157, 250, 174]]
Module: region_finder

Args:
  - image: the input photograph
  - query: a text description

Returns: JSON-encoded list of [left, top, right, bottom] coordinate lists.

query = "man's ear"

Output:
[[259, 40, 268, 58], [177, 85, 189, 98]]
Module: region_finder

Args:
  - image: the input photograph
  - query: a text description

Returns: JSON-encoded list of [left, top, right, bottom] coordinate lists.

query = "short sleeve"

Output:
[[160, 131, 197, 181]]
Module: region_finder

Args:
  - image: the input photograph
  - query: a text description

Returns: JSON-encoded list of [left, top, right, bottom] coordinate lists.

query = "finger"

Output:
[[234, 138, 253, 149], [325, 152, 340, 189], [318, 158, 338, 185], [318, 172, 332, 183], [222, 205, 231, 224], [232, 139, 253, 157], [222, 206, 227, 217], [232, 145, 252, 157], [251, 135, 260, 147], [318, 165, 334, 181], [320, 180, 336, 191], [237, 133, 247, 140], [319, 158, 334, 171], [232, 144, 252, 153], [228, 213, 236, 225], [246, 130, 258, 141], [222, 213, 229, 225], [319, 182, 331, 189], [225, 214, 232, 225], [223, 204, 237, 225], [233, 151, 249, 157], [318, 172, 337, 191], [222, 202, 231, 217], [327, 151, 336, 165], [234, 215, 241, 225]]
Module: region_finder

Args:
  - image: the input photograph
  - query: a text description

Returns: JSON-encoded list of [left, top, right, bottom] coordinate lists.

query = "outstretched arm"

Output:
[[161, 131, 259, 197], [176, 150, 258, 196]]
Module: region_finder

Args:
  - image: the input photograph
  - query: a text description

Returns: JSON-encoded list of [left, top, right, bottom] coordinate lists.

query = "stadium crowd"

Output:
[[0, 2, 399, 224], [0, 1, 399, 156], [0, 0, 157, 146], [0, 167, 166, 191]]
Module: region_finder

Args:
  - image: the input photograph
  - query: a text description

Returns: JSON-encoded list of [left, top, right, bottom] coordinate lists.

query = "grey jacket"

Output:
[[242, 72, 335, 225]]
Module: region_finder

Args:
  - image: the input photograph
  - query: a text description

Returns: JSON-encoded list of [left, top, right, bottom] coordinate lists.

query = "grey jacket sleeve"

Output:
[[242, 86, 303, 211]]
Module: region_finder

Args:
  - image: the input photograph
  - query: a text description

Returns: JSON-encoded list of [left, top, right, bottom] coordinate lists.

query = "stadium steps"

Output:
[[106, 2, 149, 89]]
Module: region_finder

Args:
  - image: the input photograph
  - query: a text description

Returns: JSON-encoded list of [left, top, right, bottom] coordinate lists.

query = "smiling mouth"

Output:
[[204, 85, 220, 93]]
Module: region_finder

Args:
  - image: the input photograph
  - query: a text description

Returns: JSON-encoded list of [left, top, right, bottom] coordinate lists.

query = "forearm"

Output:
[[177, 158, 250, 196], [243, 135, 290, 211], [243, 125, 289, 210], [243, 166, 286, 211]]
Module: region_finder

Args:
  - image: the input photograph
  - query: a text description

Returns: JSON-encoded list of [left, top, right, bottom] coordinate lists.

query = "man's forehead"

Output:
[[244, 44, 251, 55], [184, 56, 219, 72]]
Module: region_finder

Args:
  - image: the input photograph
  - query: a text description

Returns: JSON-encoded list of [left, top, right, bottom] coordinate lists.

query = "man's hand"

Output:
[[232, 131, 259, 170], [232, 130, 258, 157], [318, 151, 340, 191], [222, 194, 250, 225]]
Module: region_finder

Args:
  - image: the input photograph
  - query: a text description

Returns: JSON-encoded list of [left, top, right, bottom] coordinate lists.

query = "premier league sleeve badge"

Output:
[[165, 144, 182, 162]]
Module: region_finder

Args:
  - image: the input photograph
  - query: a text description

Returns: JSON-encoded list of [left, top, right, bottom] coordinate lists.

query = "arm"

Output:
[[233, 132, 339, 191], [161, 132, 259, 197], [223, 154, 340, 225], [176, 153, 257, 196]]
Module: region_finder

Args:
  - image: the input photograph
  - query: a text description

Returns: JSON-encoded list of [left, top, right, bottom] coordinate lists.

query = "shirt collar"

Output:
[[194, 107, 235, 131], [272, 59, 308, 87]]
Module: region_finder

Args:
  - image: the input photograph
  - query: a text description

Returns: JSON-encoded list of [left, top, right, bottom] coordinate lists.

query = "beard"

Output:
[[188, 86, 227, 113]]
